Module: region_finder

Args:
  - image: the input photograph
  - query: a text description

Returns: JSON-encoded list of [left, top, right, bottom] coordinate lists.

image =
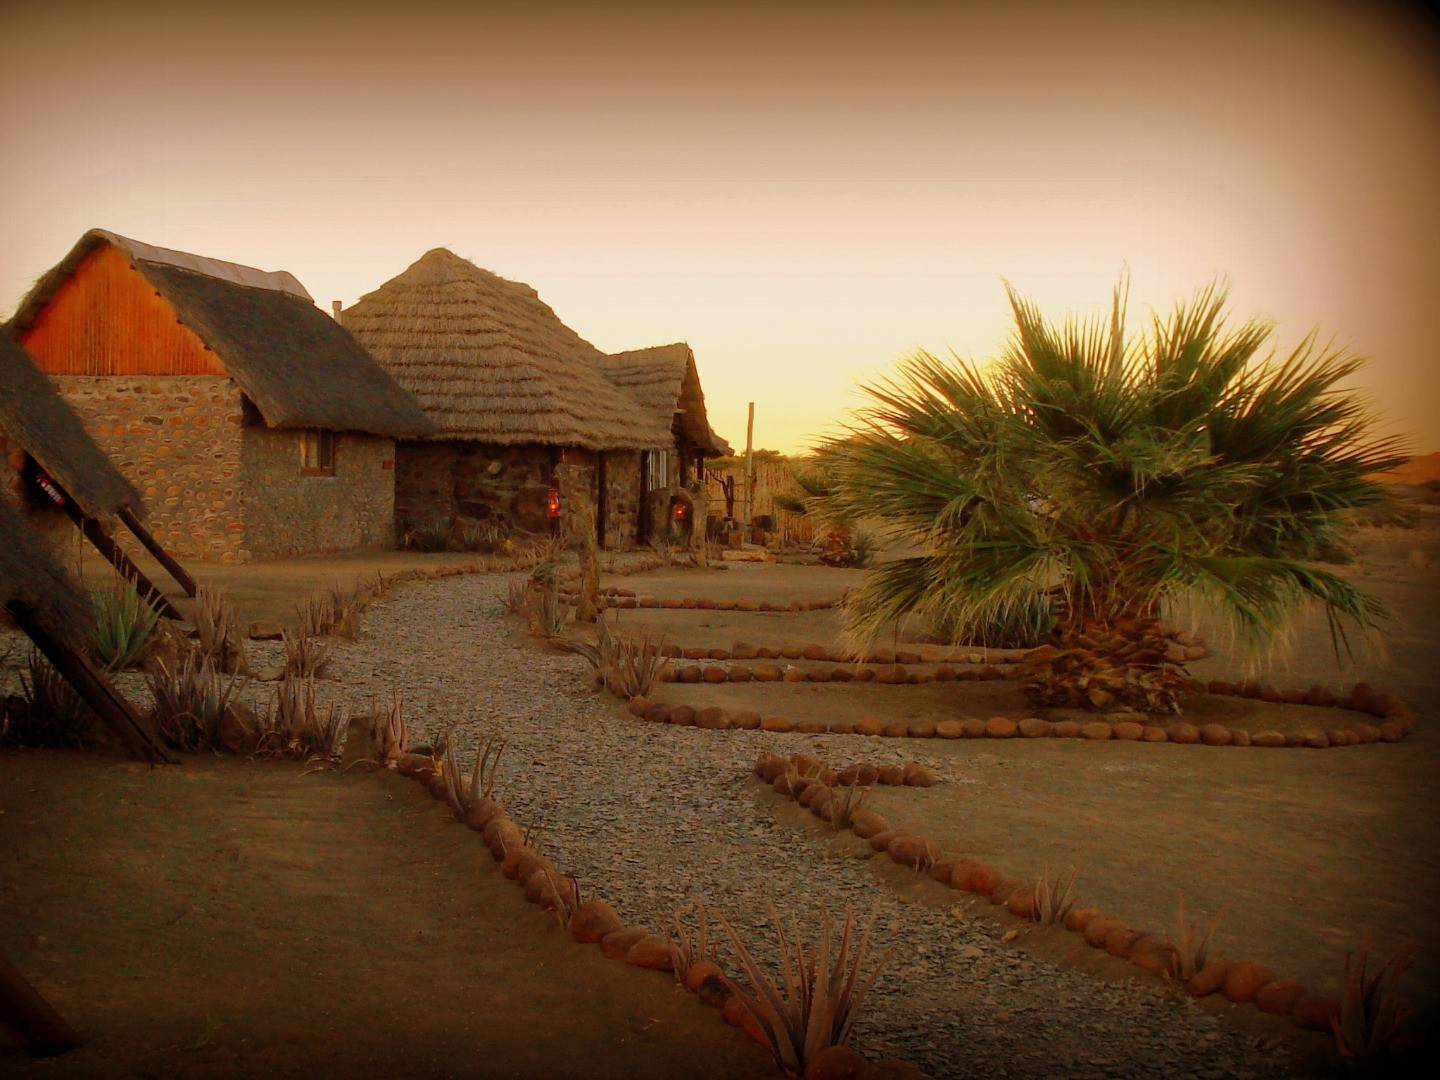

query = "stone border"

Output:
[[625, 678, 1417, 748], [752, 750, 1362, 1048], [383, 750, 933, 1079], [561, 591, 842, 612]]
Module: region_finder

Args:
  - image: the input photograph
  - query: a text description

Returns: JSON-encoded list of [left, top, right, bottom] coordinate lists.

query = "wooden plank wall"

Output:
[[704, 459, 815, 545], [18, 243, 225, 377]]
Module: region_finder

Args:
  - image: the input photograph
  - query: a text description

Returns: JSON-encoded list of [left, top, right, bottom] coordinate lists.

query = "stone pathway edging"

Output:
[[752, 749, 1357, 1045], [384, 748, 935, 1080]]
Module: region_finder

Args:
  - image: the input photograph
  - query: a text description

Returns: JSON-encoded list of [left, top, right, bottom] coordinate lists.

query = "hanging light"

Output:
[[546, 486, 561, 518], [34, 471, 65, 506], [673, 499, 687, 521]]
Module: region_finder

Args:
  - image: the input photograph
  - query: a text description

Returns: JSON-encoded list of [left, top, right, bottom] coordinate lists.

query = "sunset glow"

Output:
[[3, 0, 1436, 454]]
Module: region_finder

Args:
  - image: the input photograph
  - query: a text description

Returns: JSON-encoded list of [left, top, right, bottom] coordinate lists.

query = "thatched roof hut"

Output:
[[0, 497, 91, 649], [340, 248, 671, 451], [0, 330, 141, 523], [8, 229, 433, 439], [601, 343, 733, 457]]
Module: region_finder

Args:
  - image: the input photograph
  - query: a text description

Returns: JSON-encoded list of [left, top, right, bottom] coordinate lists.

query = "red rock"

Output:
[[934, 666, 957, 682], [1052, 720, 1082, 739], [751, 664, 781, 682], [731, 642, 758, 660], [677, 667, 703, 684], [731, 712, 762, 734], [464, 797, 503, 832], [1129, 939, 1178, 975], [1259, 684, 1284, 703], [870, 647, 896, 665], [1083, 916, 1126, 948], [1186, 959, 1236, 997], [854, 717, 885, 737], [853, 668, 876, 682], [868, 829, 900, 852], [1207, 680, 1235, 695], [985, 717, 1018, 739], [1223, 961, 1276, 1003], [1081, 721, 1112, 741], [1105, 928, 1142, 958], [627, 696, 652, 717], [1230, 730, 1252, 747], [877, 764, 906, 785], [1063, 907, 1099, 932], [1300, 729, 1330, 749], [773, 773, 811, 797], [1292, 993, 1340, 1032], [707, 647, 730, 660], [1199, 724, 1232, 746], [600, 927, 647, 959], [626, 935, 674, 970], [803, 1044, 868, 1080], [802, 643, 828, 661], [682, 647, 708, 661], [887, 834, 942, 869], [1281, 687, 1308, 705], [694, 707, 730, 730], [1252, 730, 1286, 748], [906, 719, 938, 738], [793, 719, 828, 734], [1379, 721, 1404, 742], [1167, 723, 1199, 744], [761, 715, 795, 733], [666, 705, 695, 726], [1006, 884, 1038, 920], [1351, 723, 1382, 744], [800, 783, 831, 808], [571, 899, 625, 943], [726, 666, 753, 682], [829, 719, 856, 734], [684, 959, 726, 993], [1284, 731, 1307, 747], [722, 993, 751, 1027], [960, 718, 989, 738], [1349, 682, 1376, 711], [701, 666, 728, 684], [1254, 981, 1305, 1015], [903, 763, 938, 786], [855, 764, 881, 785], [849, 810, 891, 839], [1018, 717, 1053, 738], [779, 645, 804, 660], [935, 720, 964, 739], [988, 877, 1021, 904], [1305, 684, 1337, 707], [782, 668, 808, 683], [966, 864, 1003, 896], [834, 765, 863, 786], [483, 817, 523, 860], [1111, 721, 1143, 741], [928, 856, 959, 884], [807, 669, 833, 683]]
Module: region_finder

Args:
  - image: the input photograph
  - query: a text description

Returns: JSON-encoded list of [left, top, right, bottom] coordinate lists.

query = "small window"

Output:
[[644, 450, 671, 492], [299, 430, 335, 476]]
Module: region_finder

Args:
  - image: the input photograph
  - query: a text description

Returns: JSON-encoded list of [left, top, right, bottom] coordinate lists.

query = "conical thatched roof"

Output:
[[341, 249, 672, 451], [8, 230, 434, 440], [0, 497, 91, 648], [0, 329, 142, 522], [602, 343, 733, 457]]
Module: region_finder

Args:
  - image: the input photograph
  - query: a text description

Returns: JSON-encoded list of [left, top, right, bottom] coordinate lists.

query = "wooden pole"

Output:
[[57, 501, 182, 621], [742, 402, 755, 536], [0, 950, 78, 1056], [117, 507, 197, 598]]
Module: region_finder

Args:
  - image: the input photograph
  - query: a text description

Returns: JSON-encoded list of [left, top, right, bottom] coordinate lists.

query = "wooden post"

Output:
[[57, 501, 182, 621], [0, 950, 78, 1056], [5, 602, 178, 765], [742, 402, 755, 536], [117, 507, 197, 598]]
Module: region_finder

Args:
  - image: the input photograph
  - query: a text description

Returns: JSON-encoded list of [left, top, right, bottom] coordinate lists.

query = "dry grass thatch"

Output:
[[602, 342, 733, 457], [7, 230, 435, 441], [0, 330, 141, 522], [0, 497, 93, 649], [339, 248, 673, 451]]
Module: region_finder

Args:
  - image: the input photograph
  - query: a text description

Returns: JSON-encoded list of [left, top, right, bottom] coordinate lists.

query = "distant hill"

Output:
[[1370, 451, 1440, 486]]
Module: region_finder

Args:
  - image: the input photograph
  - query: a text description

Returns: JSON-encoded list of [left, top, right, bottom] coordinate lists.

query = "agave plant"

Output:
[[147, 650, 238, 752], [709, 902, 893, 1076], [89, 582, 161, 671], [259, 674, 345, 761], [360, 690, 408, 765], [1031, 866, 1079, 926], [1333, 940, 1416, 1065], [282, 630, 333, 680], [192, 585, 241, 671], [825, 277, 1405, 713], [9, 648, 93, 747], [668, 899, 719, 982], [1164, 892, 1228, 981], [434, 728, 507, 820], [824, 784, 872, 831]]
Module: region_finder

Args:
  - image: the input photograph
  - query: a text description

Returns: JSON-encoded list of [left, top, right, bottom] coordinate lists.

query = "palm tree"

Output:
[[825, 277, 1406, 713]]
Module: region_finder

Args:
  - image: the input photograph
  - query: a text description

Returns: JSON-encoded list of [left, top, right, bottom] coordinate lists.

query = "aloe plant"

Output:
[[1333, 940, 1416, 1064], [1032, 866, 1079, 925], [147, 651, 237, 752], [259, 674, 344, 760], [1164, 892, 1228, 980], [89, 582, 160, 670], [192, 585, 240, 670], [708, 902, 893, 1075], [668, 899, 718, 982], [282, 630, 333, 680], [9, 648, 93, 747]]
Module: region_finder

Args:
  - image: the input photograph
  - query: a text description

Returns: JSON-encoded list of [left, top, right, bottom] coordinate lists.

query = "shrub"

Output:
[[1334, 940, 1416, 1065], [928, 590, 1055, 650], [5, 649, 93, 748], [147, 651, 237, 752], [258, 674, 344, 761], [1164, 892, 1227, 981], [401, 517, 452, 552], [192, 585, 242, 671], [282, 630, 333, 680]]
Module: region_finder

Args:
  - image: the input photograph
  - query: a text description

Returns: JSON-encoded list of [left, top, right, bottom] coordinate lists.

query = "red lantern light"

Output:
[[34, 471, 65, 506], [546, 486, 561, 518], [673, 500, 686, 521]]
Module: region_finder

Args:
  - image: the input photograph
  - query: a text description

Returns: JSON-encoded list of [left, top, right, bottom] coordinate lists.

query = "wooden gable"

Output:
[[18, 242, 227, 377]]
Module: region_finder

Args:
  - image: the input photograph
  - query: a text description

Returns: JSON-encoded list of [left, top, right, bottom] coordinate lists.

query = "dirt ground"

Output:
[[4, 512, 1436, 1071], [0, 752, 774, 1079]]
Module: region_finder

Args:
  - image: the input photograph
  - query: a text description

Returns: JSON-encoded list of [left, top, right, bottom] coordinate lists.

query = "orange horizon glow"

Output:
[[2, 0, 1436, 456]]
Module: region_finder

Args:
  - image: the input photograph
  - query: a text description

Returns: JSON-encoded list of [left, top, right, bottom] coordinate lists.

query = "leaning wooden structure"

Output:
[[0, 330, 193, 616]]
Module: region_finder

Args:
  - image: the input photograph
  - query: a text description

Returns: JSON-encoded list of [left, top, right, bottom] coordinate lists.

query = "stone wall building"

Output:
[[340, 248, 730, 550], [6, 230, 433, 562]]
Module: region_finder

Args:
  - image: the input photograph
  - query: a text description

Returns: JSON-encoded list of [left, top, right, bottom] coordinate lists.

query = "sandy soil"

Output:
[[0, 752, 774, 1079]]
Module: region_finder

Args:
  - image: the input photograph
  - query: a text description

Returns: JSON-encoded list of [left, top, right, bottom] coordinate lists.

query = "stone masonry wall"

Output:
[[240, 428, 395, 558], [49, 376, 248, 562], [600, 451, 642, 551]]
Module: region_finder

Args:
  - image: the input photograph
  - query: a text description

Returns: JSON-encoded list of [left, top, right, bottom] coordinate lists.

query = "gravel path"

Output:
[[302, 572, 1294, 1080]]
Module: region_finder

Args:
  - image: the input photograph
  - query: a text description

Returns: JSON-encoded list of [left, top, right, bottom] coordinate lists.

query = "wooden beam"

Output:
[[56, 500, 182, 621], [117, 506, 197, 598], [0, 949, 79, 1056], [5, 602, 177, 765]]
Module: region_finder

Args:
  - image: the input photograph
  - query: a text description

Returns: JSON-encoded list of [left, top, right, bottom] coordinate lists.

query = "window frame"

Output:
[[299, 430, 336, 477]]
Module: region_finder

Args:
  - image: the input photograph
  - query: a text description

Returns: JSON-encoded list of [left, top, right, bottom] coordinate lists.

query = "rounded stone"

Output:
[[726, 665, 753, 682], [1051, 720, 1081, 739], [625, 935, 675, 970], [731, 711, 762, 730], [984, 717, 1018, 739], [1080, 721, 1112, 741], [1104, 927, 1142, 958], [1186, 959, 1236, 997], [902, 763, 938, 786], [1063, 907, 1099, 933], [694, 707, 730, 730], [877, 764, 906, 785], [881, 722, 909, 739], [960, 718, 989, 738], [1018, 717, 1053, 738], [570, 899, 624, 944], [751, 664, 781, 682], [935, 720, 965, 739], [1255, 981, 1306, 1016], [1222, 961, 1276, 1003], [1252, 731, 1287, 748], [1111, 721, 1143, 741], [761, 715, 795, 733], [600, 927, 647, 960], [853, 717, 885, 737], [1292, 993, 1340, 1032], [666, 704, 695, 726], [1083, 916, 1126, 948], [1198, 723, 1232, 746], [1167, 723, 1200, 744]]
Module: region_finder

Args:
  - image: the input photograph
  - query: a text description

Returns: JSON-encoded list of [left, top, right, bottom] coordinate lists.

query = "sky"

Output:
[[2, 0, 1437, 455]]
